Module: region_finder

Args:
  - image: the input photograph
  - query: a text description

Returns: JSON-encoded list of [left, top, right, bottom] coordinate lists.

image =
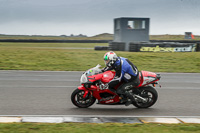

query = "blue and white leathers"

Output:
[[105, 57, 139, 88]]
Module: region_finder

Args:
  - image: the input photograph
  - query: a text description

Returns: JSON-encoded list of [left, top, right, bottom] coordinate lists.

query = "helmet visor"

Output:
[[104, 60, 110, 66]]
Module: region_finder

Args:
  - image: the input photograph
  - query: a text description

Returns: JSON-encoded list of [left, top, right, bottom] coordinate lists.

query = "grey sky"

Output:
[[0, 0, 200, 36]]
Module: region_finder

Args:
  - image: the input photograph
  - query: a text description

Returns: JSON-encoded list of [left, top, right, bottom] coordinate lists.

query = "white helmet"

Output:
[[103, 51, 118, 67]]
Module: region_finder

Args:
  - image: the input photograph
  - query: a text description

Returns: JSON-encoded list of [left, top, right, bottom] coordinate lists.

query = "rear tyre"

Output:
[[132, 86, 158, 108], [71, 89, 96, 108]]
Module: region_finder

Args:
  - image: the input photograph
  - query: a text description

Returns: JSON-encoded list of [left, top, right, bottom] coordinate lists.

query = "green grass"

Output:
[[0, 123, 200, 133], [0, 42, 108, 48], [0, 42, 199, 72]]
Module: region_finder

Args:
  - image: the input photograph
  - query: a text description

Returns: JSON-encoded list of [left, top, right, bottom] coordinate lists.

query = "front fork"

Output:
[[78, 85, 90, 100]]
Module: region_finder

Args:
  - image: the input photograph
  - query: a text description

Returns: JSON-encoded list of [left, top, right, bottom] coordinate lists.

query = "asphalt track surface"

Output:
[[0, 71, 200, 116]]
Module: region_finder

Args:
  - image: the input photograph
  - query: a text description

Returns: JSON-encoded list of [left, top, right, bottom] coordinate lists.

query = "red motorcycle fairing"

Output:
[[137, 71, 159, 88], [87, 71, 115, 83], [88, 74, 103, 82], [101, 71, 115, 83], [93, 88, 120, 104], [78, 84, 120, 104]]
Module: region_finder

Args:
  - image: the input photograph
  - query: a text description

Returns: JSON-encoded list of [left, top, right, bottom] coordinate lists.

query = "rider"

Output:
[[102, 51, 140, 106]]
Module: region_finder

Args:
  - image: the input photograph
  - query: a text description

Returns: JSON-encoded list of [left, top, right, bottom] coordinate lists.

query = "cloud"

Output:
[[0, 0, 200, 35]]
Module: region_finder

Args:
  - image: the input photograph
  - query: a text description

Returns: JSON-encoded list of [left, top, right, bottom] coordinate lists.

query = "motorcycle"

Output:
[[71, 64, 161, 108]]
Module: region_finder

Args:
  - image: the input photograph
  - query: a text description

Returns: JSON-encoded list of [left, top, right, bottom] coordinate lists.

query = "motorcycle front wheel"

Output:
[[132, 86, 158, 108], [71, 89, 96, 108]]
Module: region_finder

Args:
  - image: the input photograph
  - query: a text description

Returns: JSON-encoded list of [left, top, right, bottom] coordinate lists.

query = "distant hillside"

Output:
[[0, 33, 112, 40], [91, 33, 113, 38], [0, 33, 200, 41], [150, 34, 200, 40], [91, 33, 200, 40]]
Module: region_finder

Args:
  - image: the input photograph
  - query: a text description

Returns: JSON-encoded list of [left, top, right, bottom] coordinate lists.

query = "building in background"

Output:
[[110, 17, 150, 51], [185, 32, 194, 39]]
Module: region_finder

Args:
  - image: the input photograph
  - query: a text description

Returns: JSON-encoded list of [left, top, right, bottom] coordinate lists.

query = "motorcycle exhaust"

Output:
[[134, 94, 148, 103]]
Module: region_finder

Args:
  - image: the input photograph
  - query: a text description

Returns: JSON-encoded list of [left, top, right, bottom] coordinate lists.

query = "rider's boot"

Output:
[[124, 92, 135, 106]]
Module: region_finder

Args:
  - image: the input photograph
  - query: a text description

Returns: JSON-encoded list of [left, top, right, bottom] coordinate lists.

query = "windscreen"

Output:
[[86, 67, 101, 76]]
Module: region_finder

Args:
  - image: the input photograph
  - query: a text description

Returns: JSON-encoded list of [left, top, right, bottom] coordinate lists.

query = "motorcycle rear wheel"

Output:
[[71, 89, 96, 108], [132, 86, 158, 108]]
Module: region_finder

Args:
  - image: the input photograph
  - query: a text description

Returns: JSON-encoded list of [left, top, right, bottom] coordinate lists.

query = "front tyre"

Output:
[[71, 89, 96, 108], [132, 86, 158, 108]]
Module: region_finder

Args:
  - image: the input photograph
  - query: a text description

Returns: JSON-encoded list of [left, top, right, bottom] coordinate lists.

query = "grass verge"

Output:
[[0, 42, 199, 72], [0, 123, 200, 133]]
